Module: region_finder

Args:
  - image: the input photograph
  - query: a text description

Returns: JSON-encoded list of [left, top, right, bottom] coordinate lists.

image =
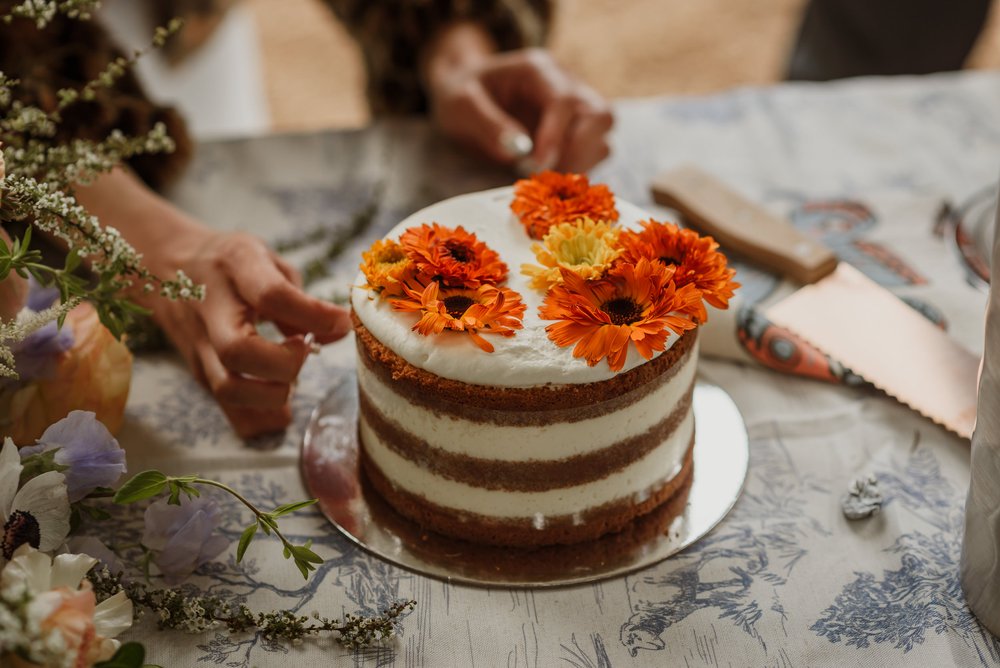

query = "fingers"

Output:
[[478, 49, 614, 173], [200, 274, 309, 383], [436, 79, 533, 165], [195, 337, 293, 409], [556, 104, 614, 173], [221, 235, 351, 343]]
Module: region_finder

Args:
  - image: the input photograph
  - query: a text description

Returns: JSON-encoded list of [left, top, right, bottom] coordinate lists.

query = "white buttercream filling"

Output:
[[360, 410, 694, 520], [357, 339, 698, 462], [351, 187, 680, 386]]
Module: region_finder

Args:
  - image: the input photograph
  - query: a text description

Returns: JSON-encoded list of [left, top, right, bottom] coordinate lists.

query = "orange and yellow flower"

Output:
[[616, 219, 739, 315], [539, 259, 701, 371], [511, 171, 619, 240], [390, 281, 526, 353], [401, 223, 508, 288], [359, 238, 415, 296], [521, 218, 622, 291]]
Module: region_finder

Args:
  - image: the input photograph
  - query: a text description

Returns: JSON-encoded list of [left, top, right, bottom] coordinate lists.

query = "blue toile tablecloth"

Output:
[[114, 70, 1000, 666]]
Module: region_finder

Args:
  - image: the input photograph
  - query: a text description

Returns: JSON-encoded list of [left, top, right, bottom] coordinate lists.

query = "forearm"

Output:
[[73, 169, 206, 300]]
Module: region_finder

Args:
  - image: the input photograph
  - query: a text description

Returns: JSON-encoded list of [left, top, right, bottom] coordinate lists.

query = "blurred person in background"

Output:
[[0, 0, 613, 437]]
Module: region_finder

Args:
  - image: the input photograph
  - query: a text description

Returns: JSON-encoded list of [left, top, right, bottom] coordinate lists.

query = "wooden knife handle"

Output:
[[651, 165, 838, 284]]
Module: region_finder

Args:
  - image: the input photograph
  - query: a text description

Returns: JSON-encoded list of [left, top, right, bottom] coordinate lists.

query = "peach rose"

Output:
[[2, 303, 132, 444]]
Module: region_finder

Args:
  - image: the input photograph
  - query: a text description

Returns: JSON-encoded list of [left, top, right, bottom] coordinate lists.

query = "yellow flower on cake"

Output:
[[359, 238, 415, 297], [389, 281, 525, 353], [521, 218, 622, 291]]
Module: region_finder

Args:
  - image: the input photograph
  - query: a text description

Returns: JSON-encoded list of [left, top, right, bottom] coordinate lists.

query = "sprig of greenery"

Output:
[[114, 470, 323, 579], [88, 566, 415, 648], [0, 13, 199, 377]]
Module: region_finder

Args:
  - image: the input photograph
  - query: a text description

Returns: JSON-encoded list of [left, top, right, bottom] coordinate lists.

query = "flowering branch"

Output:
[[88, 566, 416, 648], [113, 470, 323, 580]]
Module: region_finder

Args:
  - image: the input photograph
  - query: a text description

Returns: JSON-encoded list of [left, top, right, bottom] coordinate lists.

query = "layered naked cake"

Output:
[[351, 173, 736, 547]]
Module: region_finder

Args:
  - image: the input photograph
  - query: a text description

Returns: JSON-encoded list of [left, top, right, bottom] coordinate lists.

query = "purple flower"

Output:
[[8, 320, 73, 383], [20, 411, 127, 502], [142, 497, 229, 584], [26, 276, 59, 311]]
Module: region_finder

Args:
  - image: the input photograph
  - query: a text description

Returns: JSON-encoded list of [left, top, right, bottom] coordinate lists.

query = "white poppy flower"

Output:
[[1, 545, 134, 666], [0, 437, 71, 569]]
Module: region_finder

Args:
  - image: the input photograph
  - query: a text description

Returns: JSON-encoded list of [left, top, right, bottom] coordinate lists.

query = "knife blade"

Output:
[[651, 164, 978, 439]]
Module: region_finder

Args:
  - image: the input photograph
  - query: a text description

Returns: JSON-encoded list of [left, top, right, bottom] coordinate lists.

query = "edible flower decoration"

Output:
[[360, 223, 524, 352], [359, 239, 415, 297], [521, 218, 622, 291], [510, 171, 619, 239], [540, 259, 702, 371], [616, 219, 739, 314], [390, 282, 525, 353], [401, 223, 508, 288]]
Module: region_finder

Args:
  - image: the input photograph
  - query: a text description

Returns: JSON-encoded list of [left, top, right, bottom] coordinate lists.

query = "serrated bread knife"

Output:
[[652, 164, 978, 439]]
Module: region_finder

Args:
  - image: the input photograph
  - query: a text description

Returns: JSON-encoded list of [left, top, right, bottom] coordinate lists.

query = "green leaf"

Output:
[[113, 471, 168, 504], [236, 523, 257, 563], [94, 642, 146, 668], [166, 485, 181, 506], [270, 499, 318, 518], [290, 544, 323, 565], [294, 559, 310, 579]]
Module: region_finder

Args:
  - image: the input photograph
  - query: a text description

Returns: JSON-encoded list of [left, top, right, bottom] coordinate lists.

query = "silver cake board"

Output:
[[300, 369, 748, 588]]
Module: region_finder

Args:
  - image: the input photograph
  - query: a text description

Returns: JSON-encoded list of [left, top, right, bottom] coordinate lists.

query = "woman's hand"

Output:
[[76, 169, 351, 438], [424, 23, 613, 174]]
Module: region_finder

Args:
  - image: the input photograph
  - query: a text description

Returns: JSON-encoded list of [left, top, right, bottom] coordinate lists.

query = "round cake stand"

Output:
[[300, 369, 748, 588]]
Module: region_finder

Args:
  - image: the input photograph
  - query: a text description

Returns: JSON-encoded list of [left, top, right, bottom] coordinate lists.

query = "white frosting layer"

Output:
[[361, 410, 694, 519], [357, 339, 698, 462], [351, 187, 677, 387]]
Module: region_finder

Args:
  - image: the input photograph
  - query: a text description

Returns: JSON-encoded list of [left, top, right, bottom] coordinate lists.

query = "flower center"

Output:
[[2, 510, 41, 559], [444, 295, 476, 319], [377, 248, 406, 264], [601, 297, 644, 325], [659, 255, 680, 266], [444, 240, 473, 263]]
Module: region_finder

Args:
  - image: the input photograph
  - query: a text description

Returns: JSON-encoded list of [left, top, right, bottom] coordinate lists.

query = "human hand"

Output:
[[75, 169, 351, 438], [147, 229, 351, 438], [424, 24, 613, 173]]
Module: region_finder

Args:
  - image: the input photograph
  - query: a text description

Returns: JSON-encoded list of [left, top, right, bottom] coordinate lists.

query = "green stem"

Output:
[[188, 478, 295, 551]]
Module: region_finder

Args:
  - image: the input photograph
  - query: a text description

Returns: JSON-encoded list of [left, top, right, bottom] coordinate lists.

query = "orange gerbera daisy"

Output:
[[390, 281, 526, 353], [359, 238, 415, 296], [616, 219, 739, 312], [511, 171, 619, 240], [401, 223, 508, 288], [539, 259, 701, 371]]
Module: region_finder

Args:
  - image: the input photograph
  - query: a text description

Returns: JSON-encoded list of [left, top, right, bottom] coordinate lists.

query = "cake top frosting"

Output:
[[351, 173, 737, 388], [353, 186, 673, 387]]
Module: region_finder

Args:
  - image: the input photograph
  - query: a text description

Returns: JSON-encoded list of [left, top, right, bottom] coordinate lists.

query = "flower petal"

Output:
[[11, 471, 70, 552], [49, 552, 98, 591], [93, 590, 133, 639], [0, 437, 21, 517]]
